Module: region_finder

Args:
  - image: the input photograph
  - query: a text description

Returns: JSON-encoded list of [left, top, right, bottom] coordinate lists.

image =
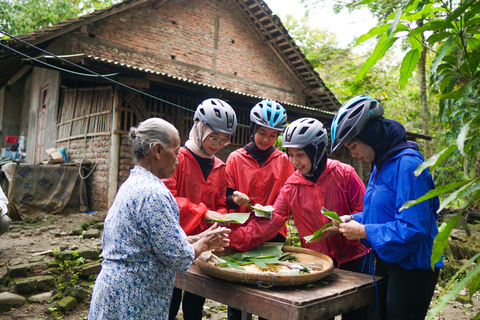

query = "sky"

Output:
[[265, 0, 378, 48]]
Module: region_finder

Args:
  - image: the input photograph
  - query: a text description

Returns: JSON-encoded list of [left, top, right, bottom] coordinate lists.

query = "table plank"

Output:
[[175, 265, 385, 320]]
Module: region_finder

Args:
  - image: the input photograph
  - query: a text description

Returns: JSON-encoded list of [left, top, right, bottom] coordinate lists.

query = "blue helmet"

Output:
[[250, 100, 287, 131], [330, 95, 384, 152]]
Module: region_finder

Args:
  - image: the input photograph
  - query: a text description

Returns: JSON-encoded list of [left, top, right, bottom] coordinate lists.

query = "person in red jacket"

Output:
[[225, 100, 294, 320], [229, 117, 370, 320], [164, 98, 240, 320]]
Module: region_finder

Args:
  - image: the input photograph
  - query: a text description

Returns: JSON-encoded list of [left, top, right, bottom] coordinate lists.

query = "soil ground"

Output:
[[0, 211, 479, 320]]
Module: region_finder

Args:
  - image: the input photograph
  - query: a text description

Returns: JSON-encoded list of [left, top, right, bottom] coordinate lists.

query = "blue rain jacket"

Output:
[[353, 148, 444, 270]]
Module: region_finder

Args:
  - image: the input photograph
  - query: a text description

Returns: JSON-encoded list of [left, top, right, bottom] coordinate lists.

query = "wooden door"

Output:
[[35, 86, 48, 163]]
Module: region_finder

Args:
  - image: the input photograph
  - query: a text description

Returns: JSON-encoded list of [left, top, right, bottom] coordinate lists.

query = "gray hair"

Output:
[[129, 118, 179, 161]]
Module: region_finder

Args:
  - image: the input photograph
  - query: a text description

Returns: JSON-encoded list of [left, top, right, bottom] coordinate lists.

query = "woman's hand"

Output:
[[338, 220, 366, 241], [332, 215, 354, 229], [191, 223, 231, 258], [205, 210, 230, 226], [232, 191, 250, 206]]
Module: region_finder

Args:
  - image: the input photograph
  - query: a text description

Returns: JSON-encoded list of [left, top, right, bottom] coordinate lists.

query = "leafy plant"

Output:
[[352, 0, 480, 318]]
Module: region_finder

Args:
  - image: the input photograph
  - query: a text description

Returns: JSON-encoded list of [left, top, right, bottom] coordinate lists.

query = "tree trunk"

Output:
[[417, 19, 431, 158]]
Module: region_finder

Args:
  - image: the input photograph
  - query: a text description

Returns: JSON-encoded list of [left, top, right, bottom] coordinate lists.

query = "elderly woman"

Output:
[[88, 118, 230, 320]]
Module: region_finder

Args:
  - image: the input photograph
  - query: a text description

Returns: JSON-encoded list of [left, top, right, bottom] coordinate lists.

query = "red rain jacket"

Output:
[[229, 159, 367, 265], [226, 148, 294, 238], [162, 147, 228, 236]]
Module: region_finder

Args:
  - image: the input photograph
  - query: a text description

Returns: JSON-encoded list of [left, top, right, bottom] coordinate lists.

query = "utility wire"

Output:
[[0, 30, 251, 128], [0, 42, 118, 78]]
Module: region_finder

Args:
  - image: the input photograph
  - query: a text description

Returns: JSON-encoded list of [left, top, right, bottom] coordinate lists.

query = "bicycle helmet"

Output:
[[250, 100, 287, 131], [330, 95, 384, 153], [193, 98, 237, 136], [282, 118, 328, 169]]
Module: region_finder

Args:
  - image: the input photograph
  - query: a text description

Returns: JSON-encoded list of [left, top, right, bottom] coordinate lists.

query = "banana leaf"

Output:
[[321, 207, 342, 222], [203, 212, 251, 224], [303, 222, 333, 242]]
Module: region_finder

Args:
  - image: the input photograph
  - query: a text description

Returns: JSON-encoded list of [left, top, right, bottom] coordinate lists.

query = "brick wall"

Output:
[[118, 133, 134, 187], [69, 0, 305, 105], [56, 135, 110, 211]]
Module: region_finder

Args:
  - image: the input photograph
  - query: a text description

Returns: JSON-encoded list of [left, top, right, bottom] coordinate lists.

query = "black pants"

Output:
[[374, 253, 439, 320], [169, 287, 206, 320]]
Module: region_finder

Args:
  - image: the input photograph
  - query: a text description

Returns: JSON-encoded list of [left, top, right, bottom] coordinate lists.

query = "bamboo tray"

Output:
[[195, 246, 334, 287]]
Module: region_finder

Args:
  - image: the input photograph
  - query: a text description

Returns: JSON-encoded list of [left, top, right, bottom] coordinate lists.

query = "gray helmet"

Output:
[[193, 98, 237, 136], [330, 95, 383, 153], [250, 100, 287, 131], [282, 118, 328, 169]]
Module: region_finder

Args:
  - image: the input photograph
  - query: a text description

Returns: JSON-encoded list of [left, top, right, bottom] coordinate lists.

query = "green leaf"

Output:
[[387, 9, 403, 41], [399, 180, 470, 212], [303, 222, 333, 242], [427, 32, 453, 44], [427, 261, 480, 319], [430, 36, 455, 74], [430, 209, 465, 271], [204, 212, 251, 224], [355, 24, 389, 46], [469, 273, 480, 297], [456, 120, 471, 156], [467, 37, 480, 51], [321, 207, 342, 222], [414, 145, 456, 176], [444, 0, 476, 27], [438, 78, 479, 100], [399, 49, 420, 89], [355, 34, 397, 82], [438, 181, 475, 212]]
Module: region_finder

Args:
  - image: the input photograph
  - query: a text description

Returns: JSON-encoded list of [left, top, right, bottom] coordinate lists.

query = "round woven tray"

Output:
[[195, 246, 334, 287]]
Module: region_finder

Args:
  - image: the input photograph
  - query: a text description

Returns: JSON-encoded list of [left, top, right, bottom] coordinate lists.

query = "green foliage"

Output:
[[351, 0, 480, 319], [0, 0, 121, 38]]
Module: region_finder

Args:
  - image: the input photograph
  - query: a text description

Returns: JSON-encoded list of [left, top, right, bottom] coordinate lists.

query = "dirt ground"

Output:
[[0, 211, 479, 320]]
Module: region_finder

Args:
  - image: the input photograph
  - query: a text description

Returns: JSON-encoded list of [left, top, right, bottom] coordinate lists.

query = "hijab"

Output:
[[184, 121, 215, 159], [302, 143, 327, 183], [356, 119, 419, 174]]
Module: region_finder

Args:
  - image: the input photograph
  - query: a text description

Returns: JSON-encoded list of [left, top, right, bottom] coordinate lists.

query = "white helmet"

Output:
[[193, 98, 237, 136]]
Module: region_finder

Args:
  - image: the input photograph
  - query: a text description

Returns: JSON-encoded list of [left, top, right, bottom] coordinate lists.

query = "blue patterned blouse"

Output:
[[88, 166, 195, 320]]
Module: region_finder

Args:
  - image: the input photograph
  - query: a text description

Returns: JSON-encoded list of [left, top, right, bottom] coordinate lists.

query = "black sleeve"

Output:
[[226, 187, 239, 209]]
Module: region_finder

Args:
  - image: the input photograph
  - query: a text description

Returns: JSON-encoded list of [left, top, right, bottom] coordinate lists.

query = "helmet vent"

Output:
[[272, 113, 280, 124], [214, 108, 221, 119], [368, 101, 377, 109], [315, 130, 323, 137], [199, 108, 206, 116], [347, 107, 362, 119], [253, 112, 261, 119], [339, 126, 352, 140], [299, 127, 308, 135]]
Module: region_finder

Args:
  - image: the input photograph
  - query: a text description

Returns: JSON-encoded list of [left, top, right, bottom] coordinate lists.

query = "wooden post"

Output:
[[107, 85, 120, 208]]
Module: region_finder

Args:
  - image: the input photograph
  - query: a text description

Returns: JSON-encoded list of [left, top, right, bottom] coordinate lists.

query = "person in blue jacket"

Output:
[[329, 95, 443, 320]]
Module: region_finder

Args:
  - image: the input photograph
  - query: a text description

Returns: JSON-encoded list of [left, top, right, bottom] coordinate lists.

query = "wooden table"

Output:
[[175, 265, 385, 320]]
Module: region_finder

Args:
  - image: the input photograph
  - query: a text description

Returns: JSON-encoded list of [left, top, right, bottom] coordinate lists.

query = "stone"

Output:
[[77, 248, 101, 260], [55, 250, 74, 261], [27, 291, 53, 303], [57, 296, 77, 312], [29, 255, 45, 263], [0, 292, 26, 312], [60, 244, 69, 251], [81, 221, 91, 230], [71, 227, 84, 236], [70, 245, 79, 250], [77, 261, 102, 277], [7, 262, 48, 278], [9, 258, 23, 266], [15, 275, 55, 294], [92, 222, 104, 231], [65, 286, 88, 301], [83, 228, 101, 239], [10, 233, 20, 238]]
